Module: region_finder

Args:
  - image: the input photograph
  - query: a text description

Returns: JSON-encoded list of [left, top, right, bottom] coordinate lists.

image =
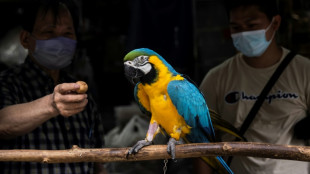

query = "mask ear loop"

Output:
[[265, 17, 276, 42]]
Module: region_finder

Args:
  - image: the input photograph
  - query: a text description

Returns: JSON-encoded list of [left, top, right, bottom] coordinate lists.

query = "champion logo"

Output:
[[225, 90, 299, 104]]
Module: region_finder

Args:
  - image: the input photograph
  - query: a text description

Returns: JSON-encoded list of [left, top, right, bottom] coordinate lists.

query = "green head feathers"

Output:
[[124, 48, 158, 61]]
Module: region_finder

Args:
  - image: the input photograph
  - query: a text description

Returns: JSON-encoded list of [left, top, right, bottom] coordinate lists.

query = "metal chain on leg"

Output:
[[163, 159, 168, 174]]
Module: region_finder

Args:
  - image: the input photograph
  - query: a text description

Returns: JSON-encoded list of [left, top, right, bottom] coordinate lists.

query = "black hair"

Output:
[[20, 0, 79, 33], [223, 0, 279, 21]]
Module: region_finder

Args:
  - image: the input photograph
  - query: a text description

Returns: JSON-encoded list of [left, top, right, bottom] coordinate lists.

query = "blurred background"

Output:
[[0, 0, 310, 172], [2, 0, 310, 132]]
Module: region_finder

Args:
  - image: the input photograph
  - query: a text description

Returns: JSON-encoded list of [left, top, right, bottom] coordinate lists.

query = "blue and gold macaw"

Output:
[[124, 48, 237, 174]]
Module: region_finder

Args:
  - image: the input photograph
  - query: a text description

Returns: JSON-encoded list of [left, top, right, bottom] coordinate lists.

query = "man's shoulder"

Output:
[[294, 53, 310, 63], [200, 54, 239, 88], [208, 54, 238, 75], [0, 65, 22, 80], [282, 47, 310, 66], [288, 52, 310, 73]]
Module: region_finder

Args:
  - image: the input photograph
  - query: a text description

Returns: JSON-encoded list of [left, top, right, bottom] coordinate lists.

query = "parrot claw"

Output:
[[126, 139, 153, 158], [167, 138, 182, 160]]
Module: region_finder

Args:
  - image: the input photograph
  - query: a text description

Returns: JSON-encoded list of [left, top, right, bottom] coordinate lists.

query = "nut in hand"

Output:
[[76, 81, 88, 94]]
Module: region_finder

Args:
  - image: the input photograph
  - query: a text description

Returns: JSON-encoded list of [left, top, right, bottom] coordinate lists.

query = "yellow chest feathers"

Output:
[[140, 56, 190, 139]]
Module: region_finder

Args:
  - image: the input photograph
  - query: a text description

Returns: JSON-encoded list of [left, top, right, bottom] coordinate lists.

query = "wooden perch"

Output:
[[0, 142, 310, 163]]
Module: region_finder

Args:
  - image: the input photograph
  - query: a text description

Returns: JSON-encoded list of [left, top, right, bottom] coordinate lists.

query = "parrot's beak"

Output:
[[124, 63, 144, 85]]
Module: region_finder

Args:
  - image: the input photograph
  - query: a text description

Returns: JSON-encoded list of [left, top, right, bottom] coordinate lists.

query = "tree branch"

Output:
[[0, 142, 310, 163]]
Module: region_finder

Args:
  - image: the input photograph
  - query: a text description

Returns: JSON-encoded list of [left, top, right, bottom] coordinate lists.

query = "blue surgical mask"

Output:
[[231, 19, 275, 57], [32, 36, 77, 69]]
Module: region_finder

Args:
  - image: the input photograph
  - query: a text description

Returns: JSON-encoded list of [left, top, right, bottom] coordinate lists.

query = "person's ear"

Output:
[[272, 15, 281, 31], [20, 30, 31, 49]]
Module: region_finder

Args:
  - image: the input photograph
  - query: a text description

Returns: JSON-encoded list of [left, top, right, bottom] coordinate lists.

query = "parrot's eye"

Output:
[[142, 56, 148, 61], [134, 55, 149, 66]]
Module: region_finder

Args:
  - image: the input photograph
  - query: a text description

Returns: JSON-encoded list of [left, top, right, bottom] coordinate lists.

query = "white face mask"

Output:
[[231, 18, 275, 57], [32, 37, 77, 69]]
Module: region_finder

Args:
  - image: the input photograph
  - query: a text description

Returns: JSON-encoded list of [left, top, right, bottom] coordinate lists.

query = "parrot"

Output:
[[123, 48, 238, 174]]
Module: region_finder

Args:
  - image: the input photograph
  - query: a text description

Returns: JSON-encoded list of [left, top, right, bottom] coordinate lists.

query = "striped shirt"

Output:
[[0, 57, 104, 174]]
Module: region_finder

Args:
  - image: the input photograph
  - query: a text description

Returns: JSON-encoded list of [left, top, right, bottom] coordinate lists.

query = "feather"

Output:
[[210, 109, 247, 141]]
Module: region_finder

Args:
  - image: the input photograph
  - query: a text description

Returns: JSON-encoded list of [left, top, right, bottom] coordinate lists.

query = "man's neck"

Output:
[[29, 55, 60, 84]]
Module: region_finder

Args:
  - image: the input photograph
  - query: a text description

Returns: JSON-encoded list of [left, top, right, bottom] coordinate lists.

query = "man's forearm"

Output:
[[0, 94, 57, 139]]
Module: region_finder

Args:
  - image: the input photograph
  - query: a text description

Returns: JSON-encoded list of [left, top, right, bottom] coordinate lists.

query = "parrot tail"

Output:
[[209, 109, 246, 141], [216, 156, 233, 174], [183, 137, 234, 174], [201, 156, 234, 174]]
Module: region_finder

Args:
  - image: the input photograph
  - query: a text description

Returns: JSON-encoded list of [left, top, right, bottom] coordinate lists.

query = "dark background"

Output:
[[0, 0, 310, 132]]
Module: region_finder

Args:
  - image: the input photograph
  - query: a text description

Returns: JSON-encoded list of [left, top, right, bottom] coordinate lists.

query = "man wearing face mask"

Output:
[[198, 0, 310, 174], [0, 0, 106, 173]]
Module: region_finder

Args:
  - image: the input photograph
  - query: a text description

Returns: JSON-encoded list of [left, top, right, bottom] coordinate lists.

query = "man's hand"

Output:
[[51, 83, 88, 117]]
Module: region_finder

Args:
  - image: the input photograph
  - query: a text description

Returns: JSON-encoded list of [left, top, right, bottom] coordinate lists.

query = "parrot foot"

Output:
[[126, 139, 153, 158], [167, 138, 182, 160]]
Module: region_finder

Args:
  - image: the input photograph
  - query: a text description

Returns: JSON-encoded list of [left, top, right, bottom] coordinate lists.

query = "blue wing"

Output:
[[167, 79, 215, 143], [167, 79, 234, 174]]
